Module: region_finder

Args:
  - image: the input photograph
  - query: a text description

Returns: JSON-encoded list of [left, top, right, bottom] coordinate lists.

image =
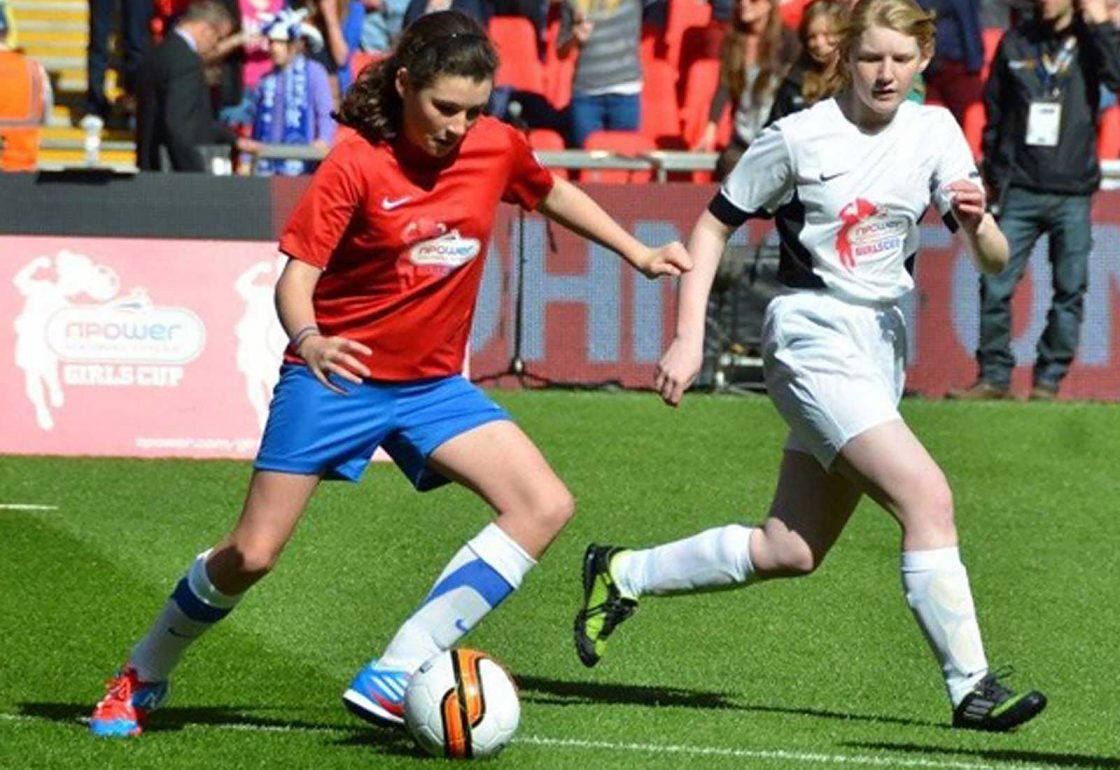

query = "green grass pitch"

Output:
[[2, 391, 1118, 769]]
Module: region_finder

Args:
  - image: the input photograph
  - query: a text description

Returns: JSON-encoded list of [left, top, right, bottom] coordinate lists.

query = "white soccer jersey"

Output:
[[714, 98, 979, 304]]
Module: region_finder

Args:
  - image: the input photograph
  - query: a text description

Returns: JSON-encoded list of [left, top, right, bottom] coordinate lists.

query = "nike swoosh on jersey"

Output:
[[820, 171, 847, 182], [381, 195, 413, 210]]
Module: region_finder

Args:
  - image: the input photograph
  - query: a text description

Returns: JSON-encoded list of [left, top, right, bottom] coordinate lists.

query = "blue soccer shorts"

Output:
[[254, 364, 511, 490]]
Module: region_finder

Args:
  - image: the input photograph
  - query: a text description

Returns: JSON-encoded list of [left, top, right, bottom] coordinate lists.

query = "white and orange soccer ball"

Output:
[[403, 649, 520, 759]]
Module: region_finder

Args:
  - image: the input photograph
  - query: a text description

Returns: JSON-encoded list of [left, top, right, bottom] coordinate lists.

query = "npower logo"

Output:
[[46, 292, 206, 364]]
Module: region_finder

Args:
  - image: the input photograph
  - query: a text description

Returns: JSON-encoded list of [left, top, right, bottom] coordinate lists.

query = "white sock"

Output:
[[613, 524, 756, 598], [901, 547, 989, 706], [129, 550, 242, 682], [378, 523, 536, 673]]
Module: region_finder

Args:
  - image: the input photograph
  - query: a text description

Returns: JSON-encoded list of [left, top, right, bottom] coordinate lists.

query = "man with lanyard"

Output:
[[949, 0, 1120, 401]]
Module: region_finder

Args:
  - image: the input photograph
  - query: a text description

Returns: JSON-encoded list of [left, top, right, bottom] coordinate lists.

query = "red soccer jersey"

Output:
[[279, 116, 554, 380]]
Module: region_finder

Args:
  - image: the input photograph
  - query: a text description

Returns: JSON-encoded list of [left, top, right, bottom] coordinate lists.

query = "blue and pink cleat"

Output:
[[89, 667, 169, 737], [342, 660, 410, 727]]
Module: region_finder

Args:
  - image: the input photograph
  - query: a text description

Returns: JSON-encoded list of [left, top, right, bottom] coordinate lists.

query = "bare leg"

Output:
[[428, 420, 574, 558], [127, 471, 319, 682], [609, 446, 861, 600], [832, 420, 957, 551], [832, 420, 987, 705], [371, 420, 573, 673], [750, 448, 864, 577], [207, 470, 321, 594]]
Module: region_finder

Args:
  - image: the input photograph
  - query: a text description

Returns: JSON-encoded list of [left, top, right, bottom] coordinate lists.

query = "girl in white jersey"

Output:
[[574, 0, 1047, 732]]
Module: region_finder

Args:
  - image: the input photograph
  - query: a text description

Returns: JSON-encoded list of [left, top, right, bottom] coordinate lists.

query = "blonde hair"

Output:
[[839, 0, 936, 65], [798, 0, 849, 104], [719, 0, 798, 107]]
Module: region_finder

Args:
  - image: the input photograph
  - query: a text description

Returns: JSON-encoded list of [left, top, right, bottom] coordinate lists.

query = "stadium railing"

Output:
[[249, 144, 720, 182], [249, 143, 1120, 187]]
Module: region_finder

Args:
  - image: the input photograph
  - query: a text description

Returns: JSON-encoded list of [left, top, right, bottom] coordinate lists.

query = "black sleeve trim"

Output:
[[942, 209, 959, 233], [708, 192, 769, 228]]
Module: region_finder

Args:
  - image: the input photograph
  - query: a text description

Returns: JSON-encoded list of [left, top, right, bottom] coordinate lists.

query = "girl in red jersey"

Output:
[[91, 10, 691, 738]]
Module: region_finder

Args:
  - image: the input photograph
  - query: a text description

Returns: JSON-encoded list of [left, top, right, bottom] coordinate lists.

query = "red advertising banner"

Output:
[[2, 187, 1119, 459]]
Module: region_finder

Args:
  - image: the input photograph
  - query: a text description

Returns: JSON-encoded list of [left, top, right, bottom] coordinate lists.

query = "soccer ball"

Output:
[[404, 649, 520, 759]]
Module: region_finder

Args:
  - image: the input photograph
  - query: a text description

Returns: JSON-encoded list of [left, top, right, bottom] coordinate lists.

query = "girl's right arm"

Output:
[[655, 210, 736, 406], [275, 258, 371, 393]]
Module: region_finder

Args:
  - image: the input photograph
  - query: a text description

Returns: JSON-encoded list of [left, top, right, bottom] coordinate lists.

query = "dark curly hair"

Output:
[[334, 11, 499, 143]]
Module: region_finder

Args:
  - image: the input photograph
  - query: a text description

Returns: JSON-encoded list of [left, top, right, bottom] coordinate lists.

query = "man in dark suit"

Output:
[[135, 0, 254, 171]]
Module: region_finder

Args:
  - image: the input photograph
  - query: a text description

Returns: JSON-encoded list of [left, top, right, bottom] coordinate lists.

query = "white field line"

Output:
[[518, 735, 1055, 770], [0, 504, 58, 511], [0, 713, 1059, 770]]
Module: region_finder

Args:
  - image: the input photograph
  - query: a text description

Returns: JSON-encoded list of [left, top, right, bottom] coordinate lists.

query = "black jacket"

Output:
[[982, 18, 1120, 197], [135, 31, 236, 172], [767, 61, 809, 126]]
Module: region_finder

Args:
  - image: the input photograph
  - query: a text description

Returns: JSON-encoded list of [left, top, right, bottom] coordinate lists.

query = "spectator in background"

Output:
[[360, 0, 410, 53], [204, 0, 251, 128], [251, 8, 336, 174], [697, 0, 798, 177], [85, 0, 151, 123], [918, 0, 984, 123], [767, 0, 847, 122], [558, 0, 652, 147], [301, 0, 365, 100], [494, 0, 553, 57], [0, 5, 52, 171], [135, 0, 256, 171], [949, 0, 1120, 400], [402, 0, 495, 29], [241, 0, 287, 90]]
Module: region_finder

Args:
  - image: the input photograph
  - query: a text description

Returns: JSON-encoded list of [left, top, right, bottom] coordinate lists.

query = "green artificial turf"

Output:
[[1, 391, 1117, 769]]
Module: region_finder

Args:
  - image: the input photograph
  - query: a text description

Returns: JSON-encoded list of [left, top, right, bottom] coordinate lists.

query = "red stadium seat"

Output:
[[677, 22, 722, 101], [529, 128, 565, 150], [962, 100, 985, 158], [679, 58, 722, 147], [542, 13, 574, 108], [777, 0, 811, 30], [490, 17, 545, 93], [1099, 103, 1120, 159], [528, 129, 569, 178], [663, 0, 713, 69], [583, 131, 657, 183], [980, 27, 1003, 80], [350, 51, 386, 79], [640, 59, 684, 147]]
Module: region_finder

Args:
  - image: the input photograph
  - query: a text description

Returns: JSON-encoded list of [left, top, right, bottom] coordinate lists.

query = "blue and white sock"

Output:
[[377, 523, 535, 672], [129, 550, 242, 682], [901, 547, 989, 706]]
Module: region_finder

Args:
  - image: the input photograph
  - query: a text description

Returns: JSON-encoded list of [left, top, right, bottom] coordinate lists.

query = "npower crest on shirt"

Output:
[[409, 228, 482, 269], [835, 199, 909, 271]]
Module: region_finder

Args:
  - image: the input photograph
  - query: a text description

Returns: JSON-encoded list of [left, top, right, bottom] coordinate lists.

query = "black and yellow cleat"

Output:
[[574, 544, 638, 667], [952, 668, 1047, 732]]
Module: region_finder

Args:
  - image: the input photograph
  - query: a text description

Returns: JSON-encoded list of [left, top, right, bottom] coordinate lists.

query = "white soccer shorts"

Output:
[[762, 290, 907, 469]]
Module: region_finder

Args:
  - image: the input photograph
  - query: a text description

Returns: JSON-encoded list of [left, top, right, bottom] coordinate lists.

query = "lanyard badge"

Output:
[[1025, 35, 1076, 147]]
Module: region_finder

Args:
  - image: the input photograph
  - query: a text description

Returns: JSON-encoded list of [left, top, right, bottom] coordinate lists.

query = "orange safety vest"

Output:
[[0, 50, 47, 172]]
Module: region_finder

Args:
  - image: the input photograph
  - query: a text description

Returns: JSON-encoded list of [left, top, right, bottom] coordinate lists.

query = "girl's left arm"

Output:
[[944, 179, 1008, 275], [536, 176, 693, 277]]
